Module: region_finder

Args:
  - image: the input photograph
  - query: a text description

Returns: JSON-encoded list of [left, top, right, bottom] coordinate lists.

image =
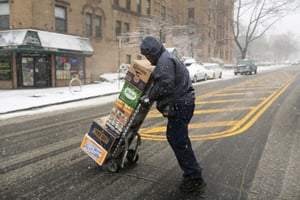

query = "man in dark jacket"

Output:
[[140, 36, 206, 193]]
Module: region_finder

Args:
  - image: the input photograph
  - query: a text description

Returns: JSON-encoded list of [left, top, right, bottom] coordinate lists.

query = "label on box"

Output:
[[125, 71, 147, 92], [125, 60, 153, 91], [106, 107, 131, 133], [88, 118, 120, 152], [119, 82, 142, 109], [81, 134, 108, 166], [114, 98, 125, 111]]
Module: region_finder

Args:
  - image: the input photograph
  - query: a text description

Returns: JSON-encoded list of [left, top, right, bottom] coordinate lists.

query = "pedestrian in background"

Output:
[[140, 36, 206, 193]]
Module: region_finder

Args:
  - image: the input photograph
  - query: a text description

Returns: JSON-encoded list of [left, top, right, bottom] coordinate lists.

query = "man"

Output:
[[140, 36, 206, 193]]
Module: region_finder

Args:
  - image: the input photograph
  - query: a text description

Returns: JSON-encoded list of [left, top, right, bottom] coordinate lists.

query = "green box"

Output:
[[119, 82, 142, 109]]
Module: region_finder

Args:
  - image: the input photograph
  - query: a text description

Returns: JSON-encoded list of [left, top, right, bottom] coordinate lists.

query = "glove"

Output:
[[140, 95, 151, 106], [161, 103, 176, 118]]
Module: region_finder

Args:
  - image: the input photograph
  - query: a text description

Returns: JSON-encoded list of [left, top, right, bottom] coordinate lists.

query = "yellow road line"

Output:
[[141, 71, 294, 141], [146, 107, 254, 118], [196, 98, 265, 104], [193, 107, 253, 114], [140, 121, 237, 135]]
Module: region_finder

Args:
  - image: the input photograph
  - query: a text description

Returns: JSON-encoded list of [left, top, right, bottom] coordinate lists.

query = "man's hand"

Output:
[[140, 95, 151, 106]]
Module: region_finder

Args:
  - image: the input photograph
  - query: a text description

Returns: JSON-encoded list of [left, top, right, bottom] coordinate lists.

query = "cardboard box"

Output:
[[125, 60, 154, 91], [88, 118, 120, 152], [113, 98, 134, 118], [119, 82, 142, 109], [106, 107, 128, 133], [106, 98, 135, 134], [80, 133, 108, 166]]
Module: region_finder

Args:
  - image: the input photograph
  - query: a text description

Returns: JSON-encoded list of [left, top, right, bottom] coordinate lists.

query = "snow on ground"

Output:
[[0, 65, 288, 120]]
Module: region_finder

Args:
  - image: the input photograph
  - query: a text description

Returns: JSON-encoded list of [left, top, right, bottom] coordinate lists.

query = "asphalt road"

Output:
[[1, 66, 299, 200]]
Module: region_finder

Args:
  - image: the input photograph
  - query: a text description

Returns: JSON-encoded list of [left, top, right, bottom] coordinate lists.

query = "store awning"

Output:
[[0, 29, 94, 56]]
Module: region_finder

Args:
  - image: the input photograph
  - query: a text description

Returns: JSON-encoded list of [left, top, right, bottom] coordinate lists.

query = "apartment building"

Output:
[[0, 0, 234, 89], [171, 0, 234, 63]]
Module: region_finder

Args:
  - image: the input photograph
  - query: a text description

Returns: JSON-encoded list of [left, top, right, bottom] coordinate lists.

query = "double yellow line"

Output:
[[140, 71, 294, 141]]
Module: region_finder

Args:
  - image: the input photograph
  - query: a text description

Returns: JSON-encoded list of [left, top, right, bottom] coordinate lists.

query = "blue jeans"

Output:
[[166, 103, 202, 179]]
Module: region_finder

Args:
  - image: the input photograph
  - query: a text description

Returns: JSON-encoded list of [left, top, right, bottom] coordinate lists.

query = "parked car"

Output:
[[186, 63, 208, 83], [183, 58, 196, 66], [234, 59, 257, 75], [203, 63, 223, 78]]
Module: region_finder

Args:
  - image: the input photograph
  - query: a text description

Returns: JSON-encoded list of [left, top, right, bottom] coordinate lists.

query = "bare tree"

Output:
[[232, 0, 300, 59], [271, 33, 299, 63], [138, 16, 201, 59]]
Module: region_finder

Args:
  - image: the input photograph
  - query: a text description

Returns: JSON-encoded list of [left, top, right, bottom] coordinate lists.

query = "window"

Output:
[[114, 0, 119, 6], [124, 22, 130, 42], [126, 54, 131, 64], [0, 56, 11, 80], [56, 56, 84, 80], [55, 6, 67, 33], [85, 13, 92, 37], [95, 15, 102, 38], [137, 0, 141, 14], [0, 2, 9, 30], [116, 20, 121, 38], [160, 32, 166, 43], [146, 0, 151, 15], [126, 0, 131, 10], [161, 6, 166, 21], [188, 8, 194, 20]]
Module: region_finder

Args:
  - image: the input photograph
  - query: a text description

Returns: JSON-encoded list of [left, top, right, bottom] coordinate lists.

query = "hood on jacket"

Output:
[[140, 36, 165, 65]]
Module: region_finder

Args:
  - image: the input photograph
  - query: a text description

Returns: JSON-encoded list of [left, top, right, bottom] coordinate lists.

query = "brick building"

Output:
[[0, 0, 234, 89]]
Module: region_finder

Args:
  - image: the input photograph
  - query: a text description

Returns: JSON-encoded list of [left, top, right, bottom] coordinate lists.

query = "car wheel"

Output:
[[234, 72, 237, 75], [193, 75, 197, 83], [204, 74, 208, 81], [219, 72, 222, 78]]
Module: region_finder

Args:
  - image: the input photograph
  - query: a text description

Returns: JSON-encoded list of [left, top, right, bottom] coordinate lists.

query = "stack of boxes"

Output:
[[80, 60, 154, 166]]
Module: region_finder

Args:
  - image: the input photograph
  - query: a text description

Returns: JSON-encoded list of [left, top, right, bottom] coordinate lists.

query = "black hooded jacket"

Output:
[[140, 36, 195, 113]]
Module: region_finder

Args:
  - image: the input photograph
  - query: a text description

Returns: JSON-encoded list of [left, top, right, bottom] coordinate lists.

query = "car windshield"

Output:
[[237, 60, 250, 65]]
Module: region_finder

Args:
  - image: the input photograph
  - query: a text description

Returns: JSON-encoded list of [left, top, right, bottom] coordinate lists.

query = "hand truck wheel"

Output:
[[106, 159, 119, 173], [126, 149, 139, 163]]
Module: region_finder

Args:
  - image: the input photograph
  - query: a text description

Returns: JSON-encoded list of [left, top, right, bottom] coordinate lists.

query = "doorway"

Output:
[[20, 55, 51, 87]]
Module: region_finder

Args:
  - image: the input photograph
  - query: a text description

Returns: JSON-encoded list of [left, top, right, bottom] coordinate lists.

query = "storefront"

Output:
[[0, 29, 93, 89]]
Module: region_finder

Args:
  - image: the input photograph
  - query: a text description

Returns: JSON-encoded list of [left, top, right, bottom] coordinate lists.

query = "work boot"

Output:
[[180, 178, 207, 193]]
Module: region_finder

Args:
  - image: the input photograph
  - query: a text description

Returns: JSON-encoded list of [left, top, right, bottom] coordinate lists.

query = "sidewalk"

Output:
[[0, 80, 124, 115]]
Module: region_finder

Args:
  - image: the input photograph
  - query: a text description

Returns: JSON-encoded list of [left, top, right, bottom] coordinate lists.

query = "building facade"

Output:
[[0, 0, 234, 89]]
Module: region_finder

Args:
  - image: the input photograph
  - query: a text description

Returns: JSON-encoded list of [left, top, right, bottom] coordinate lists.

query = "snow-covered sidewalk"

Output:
[[0, 80, 124, 115]]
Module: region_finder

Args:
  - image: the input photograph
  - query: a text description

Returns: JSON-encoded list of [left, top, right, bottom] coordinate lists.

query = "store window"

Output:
[[0, 2, 9, 30], [55, 6, 67, 33], [0, 56, 11, 80], [56, 55, 84, 80]]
